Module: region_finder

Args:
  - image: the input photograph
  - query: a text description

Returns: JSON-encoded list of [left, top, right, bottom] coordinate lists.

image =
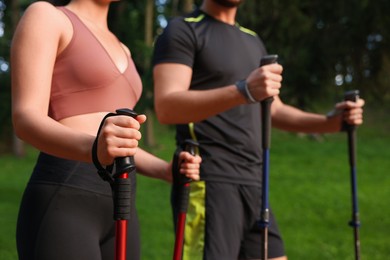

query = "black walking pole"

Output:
[[343, 90, 361, 260], [172, 139, 199, 260], [259, 54, 278, 260]]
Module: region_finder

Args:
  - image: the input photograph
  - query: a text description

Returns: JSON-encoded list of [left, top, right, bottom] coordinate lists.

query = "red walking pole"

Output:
[[172, 139, 199, 260], [92, 108, 138, 260], [113, 163, 134, 260], [114, 174, 128, 260], [113, 109, 138, 260]]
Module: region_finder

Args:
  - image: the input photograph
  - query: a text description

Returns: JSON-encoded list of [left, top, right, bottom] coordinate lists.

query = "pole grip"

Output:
[[114, 108, 138, 177], [113, 108, 138, 221], [343, 90, 359, 167], [178, 139, 199, 213], [343, 90, 360, 132], [260, 55, 278, 149]]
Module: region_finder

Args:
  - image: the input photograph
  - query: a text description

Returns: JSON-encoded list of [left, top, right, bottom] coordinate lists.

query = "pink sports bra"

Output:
[[49, 7, 142, 121]]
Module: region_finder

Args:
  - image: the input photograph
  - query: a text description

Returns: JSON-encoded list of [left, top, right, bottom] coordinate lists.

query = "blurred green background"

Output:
[[1, 0, 389, 259], [1, 112, 389, 259]]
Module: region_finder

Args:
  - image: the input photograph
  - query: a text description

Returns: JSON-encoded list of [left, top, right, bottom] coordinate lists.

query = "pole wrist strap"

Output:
[[92, 112, 117, 185]]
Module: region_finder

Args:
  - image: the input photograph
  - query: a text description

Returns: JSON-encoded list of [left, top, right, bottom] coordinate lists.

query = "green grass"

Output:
[[0, 147, 36, 260], [1, 111, 389, 259], [269, 130, 390, 259]]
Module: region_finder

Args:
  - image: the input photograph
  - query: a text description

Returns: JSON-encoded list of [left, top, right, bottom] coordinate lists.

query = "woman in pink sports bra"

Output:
[[11, 0, 201, 259]]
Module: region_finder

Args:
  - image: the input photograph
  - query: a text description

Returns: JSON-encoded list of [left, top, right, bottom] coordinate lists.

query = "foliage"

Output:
[[237, 0, 390, 109], [1, 0, 390, 150], [108, 0, 160, 114], [0, 0, 13, 151]]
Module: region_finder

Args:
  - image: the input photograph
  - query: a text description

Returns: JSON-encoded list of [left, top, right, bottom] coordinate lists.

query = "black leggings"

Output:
[[16, 183, 140, 260]]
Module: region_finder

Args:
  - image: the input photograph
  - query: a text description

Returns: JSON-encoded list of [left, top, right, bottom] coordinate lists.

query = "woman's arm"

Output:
[[135, 148, 201, 182], [11, 2, 143, 165]]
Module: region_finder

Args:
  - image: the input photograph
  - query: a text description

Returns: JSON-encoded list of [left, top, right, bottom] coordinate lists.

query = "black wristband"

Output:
[[236, 80, 257, 103]]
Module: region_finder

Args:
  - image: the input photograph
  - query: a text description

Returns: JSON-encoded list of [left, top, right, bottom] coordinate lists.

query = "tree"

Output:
[[1, 0, 26, 156], [237, 0, 390, 109], [109, 0, 157, 146], [142, 0, 156, 147], [1, 0, 390, 152]]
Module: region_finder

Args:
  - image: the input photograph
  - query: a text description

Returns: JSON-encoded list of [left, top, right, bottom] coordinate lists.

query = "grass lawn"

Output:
[[0, 110, 389, 259]]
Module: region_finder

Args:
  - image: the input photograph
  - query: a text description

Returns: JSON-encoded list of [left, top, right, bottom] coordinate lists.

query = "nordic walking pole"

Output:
[[113, 108, 138, 260], [343, 90, 361, 260], [259, 54, 278, 260], [172, 139, 199, 260]]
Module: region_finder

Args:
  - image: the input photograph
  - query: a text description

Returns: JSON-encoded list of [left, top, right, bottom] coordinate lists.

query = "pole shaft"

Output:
[[344, 90, 360, 260], [354, 227, 361, 260], [173, 209, 188, 260], [348, 129, 360, 260], [262, 226, 268, 260], [115, 220, 128, 260], [115, 173, 128, 260], [261, 100, 272, 260]]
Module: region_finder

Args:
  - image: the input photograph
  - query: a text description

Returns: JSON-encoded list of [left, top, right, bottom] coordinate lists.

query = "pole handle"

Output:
[[177, 139, 199, 212], [260, 55, 278, 149], [260, 54, 278, 67], [343, 90, 360, 131], [184, 139, 198, 157], [114, 108, 138, 177], [344, 90, 359, 102], [113, 108, 138, 221]]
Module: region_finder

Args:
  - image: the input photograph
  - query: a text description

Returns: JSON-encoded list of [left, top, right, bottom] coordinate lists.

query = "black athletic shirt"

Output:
[[153, 9, 268, 186]]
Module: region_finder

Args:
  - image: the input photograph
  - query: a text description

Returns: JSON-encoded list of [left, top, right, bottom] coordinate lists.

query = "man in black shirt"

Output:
[[152, 0, 365, 259]]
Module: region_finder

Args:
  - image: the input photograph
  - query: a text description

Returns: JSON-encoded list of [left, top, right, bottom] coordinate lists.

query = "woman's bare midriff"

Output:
[[58, 112, 109, 136]]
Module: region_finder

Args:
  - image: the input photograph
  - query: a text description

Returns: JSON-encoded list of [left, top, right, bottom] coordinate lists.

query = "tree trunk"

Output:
[[183, 0, 194, 13], [143, 0, 156, 147], [10, 0, 25, 157]]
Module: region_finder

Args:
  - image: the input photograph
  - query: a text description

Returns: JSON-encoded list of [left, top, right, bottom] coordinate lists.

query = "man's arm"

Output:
[[134, 148, 201, 182], [153, 63, 246, 124], [271, 95, 365, 133], [153, 63, 283, 124]]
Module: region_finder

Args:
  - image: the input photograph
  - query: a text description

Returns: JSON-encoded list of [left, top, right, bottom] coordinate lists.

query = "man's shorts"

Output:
[[171, 181, 285, 260]]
